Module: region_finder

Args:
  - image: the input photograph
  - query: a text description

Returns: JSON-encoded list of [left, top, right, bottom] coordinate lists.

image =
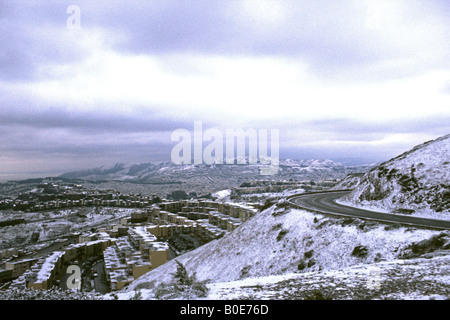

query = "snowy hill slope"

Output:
[[340, 134, 450, 219], [114, 253, 450, 300], [332, 173, 365, 190], [123, 203, 445, 296], [205, 254, 450, 300]]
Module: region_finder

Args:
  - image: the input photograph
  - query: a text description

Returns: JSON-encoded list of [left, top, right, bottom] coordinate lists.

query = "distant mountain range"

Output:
[[59, 159, 376, 185], [342, 133, 450, 218]]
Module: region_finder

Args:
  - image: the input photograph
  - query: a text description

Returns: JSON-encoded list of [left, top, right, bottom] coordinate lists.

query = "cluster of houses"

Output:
[[7, 238, 114, 290], [1, 197, 260, 292], [102, 226, 169, 290], [88, 199, 259, 243], [150, 201, 255, 239], [6, 228, 170, 291], [5, 193, 156, 212], [0, 181, 160, 212]]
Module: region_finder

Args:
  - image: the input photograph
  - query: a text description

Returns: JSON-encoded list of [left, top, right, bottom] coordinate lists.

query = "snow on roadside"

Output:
[[336, 198, 450, 220], [240, 188, 305, 202], [335, 198, 389, 213]]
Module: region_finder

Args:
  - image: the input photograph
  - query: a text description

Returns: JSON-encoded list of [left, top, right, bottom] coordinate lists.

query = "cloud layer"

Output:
[[1, 0, 449, 178]]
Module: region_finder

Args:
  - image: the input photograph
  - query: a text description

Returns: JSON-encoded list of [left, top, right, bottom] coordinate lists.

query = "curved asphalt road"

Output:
[[289, 190, 450, 230]]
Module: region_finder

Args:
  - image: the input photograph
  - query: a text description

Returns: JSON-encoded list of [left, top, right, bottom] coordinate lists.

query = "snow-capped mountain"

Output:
[[341, 134, 450, 219], [59, 159, 373, 184]]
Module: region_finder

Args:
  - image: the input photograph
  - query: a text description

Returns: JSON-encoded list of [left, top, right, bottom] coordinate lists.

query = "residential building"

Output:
[[5, 258, 39, 278]]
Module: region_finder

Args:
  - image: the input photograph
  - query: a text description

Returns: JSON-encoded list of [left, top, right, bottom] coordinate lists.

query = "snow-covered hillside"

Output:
[[341, 134, 450, 220], [332, 173, 365, 190], [206, 254, 450, 300], [121, 203, 447, 299]]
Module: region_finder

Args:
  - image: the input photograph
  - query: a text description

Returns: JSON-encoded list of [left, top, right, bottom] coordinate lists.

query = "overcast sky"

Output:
[[1, 0, 450, 179]]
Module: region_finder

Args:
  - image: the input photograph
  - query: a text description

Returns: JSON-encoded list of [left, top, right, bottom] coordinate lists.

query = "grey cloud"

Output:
[[0, 103, 196, 134], [81, 1, 236, 54], [0, 1, 94, 80], [0, 121, 174, 166], [443, 82, 450, 95], [2, 1, 449, 83], [251, 114, 450, 142], [83, 1, 449, 81], [277, 115, 450, 164], [304, 117, 450, 138], [81, 2, 448, 86], [0, 133, 173, 178], [1, 0, 449, 175], [106, 2, 381, 73]]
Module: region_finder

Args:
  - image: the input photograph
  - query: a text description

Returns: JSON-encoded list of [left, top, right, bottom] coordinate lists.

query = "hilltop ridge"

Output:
[[340, 134, 450, 220]]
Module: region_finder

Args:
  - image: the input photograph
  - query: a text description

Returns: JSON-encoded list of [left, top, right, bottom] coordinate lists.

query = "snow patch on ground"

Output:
[[211, 189, 231, 200]]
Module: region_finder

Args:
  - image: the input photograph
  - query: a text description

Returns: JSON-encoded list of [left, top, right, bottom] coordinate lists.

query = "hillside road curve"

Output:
[[288, 190, 450, 230]]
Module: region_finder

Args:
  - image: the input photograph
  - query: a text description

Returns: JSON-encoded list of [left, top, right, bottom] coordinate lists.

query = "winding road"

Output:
[[288, 190, 450, 230]]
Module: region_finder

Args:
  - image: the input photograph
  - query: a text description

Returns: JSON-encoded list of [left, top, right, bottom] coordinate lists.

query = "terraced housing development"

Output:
[[1, 191, 259, 292]]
